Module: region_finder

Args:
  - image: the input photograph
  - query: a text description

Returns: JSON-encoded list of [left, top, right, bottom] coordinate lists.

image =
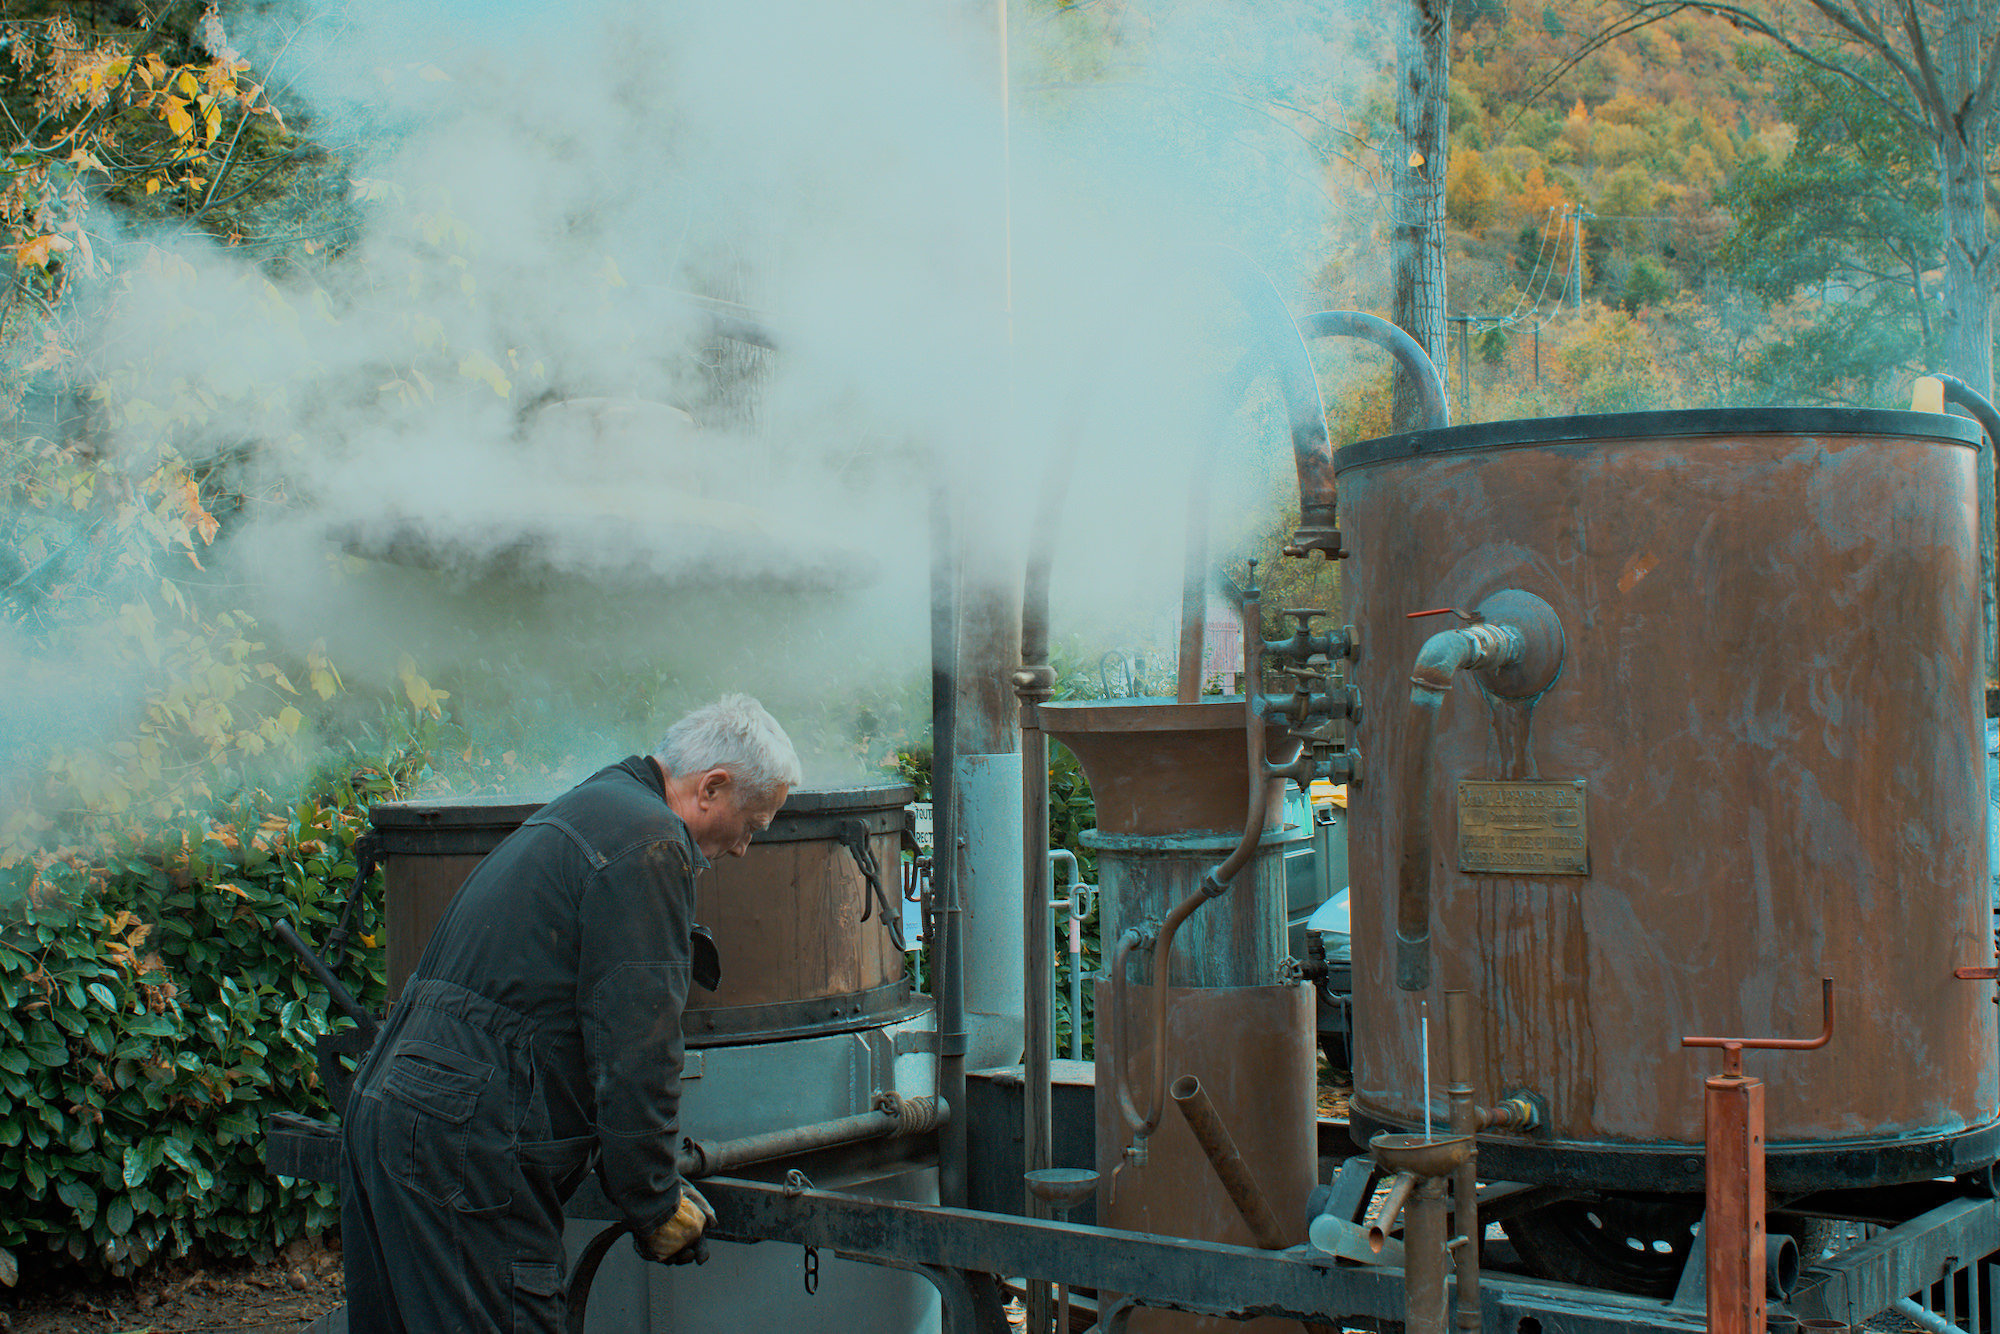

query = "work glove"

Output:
[[641, 1182, 717, 1266]]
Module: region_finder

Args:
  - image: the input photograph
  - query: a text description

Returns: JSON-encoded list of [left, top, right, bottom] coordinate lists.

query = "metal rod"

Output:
[[1421, 1003, 1432, 1140], [680, 1097, 948, 1178], [1444, 990, 1483, 1334], [272, 919, 377, 1039], [1052, 849, 1085, 1062], [1170, 1075, 1289, 1251]]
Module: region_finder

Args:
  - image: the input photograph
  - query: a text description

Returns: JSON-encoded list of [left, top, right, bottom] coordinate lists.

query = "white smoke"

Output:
[[14, 0, 1375, 795]]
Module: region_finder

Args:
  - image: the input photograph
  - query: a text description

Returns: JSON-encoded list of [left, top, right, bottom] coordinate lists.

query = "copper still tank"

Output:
[[369, 783, 920, 1042], [1041, 700, 1315, 1334], [1340, 410, 1999, 1223]]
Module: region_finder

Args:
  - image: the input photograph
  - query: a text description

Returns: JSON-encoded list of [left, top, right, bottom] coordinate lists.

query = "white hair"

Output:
[[654, 694, 803, 800]]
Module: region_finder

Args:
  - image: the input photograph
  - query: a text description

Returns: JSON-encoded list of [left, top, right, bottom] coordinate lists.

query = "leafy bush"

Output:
[[0, 771, 392, 1284]]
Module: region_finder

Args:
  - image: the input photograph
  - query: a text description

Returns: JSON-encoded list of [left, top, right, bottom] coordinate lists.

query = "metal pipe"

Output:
[[1404, 1177, 1452, 1334], [1766, 1233, 1799, 1299], [1051, 849, 1087, 1062], [1398, 622, 1526, 991], [1108, 926, 1153, 1135], [1930, 372, 2000, 674], [1116, 582, 1293, 1161], [1364, 1171, 1420, 1253], [1896, 1297, 1970, 1334], [930, 465, 968, 1210], [679, 1095, 948, 1178], [1444, 991, 1482, 1334], [1302, 310, 1450, 432], [1016, 658, 1059, 1334], [1169, 1076, 1289, 1251]]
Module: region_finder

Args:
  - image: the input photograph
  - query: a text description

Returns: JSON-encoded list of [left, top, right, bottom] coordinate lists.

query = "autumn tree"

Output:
[[1542, 0, 1998, 396], [1447, 147, 1503, 231]]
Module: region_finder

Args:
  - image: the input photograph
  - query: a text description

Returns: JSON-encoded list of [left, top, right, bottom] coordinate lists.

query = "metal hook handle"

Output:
[[1681, 976, 1835, 1077]]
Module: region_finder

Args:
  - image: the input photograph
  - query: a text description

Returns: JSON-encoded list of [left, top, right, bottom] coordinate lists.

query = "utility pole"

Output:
[[1458, 317, 1472, 421], [1572, 209, 1585, 310]]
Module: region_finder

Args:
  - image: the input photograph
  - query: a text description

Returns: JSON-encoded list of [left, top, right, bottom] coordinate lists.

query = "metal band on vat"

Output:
[[1333, 407, 1983, 473]]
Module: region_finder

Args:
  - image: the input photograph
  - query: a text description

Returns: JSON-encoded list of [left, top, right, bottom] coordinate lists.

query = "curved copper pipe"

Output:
[[1120, 590, 1295, 1147]]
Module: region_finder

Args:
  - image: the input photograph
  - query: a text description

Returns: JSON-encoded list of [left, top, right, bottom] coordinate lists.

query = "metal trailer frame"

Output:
[[692, 1167, 2000, 1334]]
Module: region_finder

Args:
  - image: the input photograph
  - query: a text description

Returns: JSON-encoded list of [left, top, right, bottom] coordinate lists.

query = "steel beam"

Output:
[[699, 1176, 1740, 1332], [1792, 1197, 2000, 1326]]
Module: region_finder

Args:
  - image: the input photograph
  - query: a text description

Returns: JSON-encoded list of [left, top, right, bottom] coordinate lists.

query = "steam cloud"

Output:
[[15, 0, 1369, 797]]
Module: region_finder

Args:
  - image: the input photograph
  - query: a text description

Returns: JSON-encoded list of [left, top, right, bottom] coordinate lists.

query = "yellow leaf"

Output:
[[146, 178, 162, 195], [415, 63, 450, 82], [164, 98, 194, 139], [216, 882, 249, 899], [11, 235, 73, 269], [177, 69, 200, 97], [456, 352, 511, 399], [278, 706, 303, 735], [1409, 151, 1426, 168]]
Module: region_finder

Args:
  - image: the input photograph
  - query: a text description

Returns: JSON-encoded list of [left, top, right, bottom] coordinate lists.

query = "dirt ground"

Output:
[[0, 1236, 343, 1334]]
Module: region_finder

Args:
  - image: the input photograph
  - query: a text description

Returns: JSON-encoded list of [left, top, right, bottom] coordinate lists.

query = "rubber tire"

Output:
[[1500, 1193, 1703, 1298]]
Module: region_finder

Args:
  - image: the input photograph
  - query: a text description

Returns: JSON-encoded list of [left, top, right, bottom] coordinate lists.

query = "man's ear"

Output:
[[697, 768, 732, 803]]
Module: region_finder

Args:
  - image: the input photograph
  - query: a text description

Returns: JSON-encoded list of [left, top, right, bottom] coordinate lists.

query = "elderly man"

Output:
[[340, 695, 801, 1333]]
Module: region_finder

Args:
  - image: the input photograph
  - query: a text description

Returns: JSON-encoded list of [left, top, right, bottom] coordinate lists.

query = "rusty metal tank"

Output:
[[369, 783, 920, 1043], [1338, 409, 1999, 1212], [1041, 699, 1315, 1334]]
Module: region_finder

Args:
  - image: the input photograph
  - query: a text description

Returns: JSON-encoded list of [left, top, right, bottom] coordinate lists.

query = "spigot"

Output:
[[1266, 746, 1318, 790], [1266, 607, 1339, 665], [1284, 523, 1344, 560]]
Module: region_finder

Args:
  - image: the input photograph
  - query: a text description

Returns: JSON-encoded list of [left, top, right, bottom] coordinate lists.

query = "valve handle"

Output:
[[1406, 606, 1479, 622], [1682, 976, 1834, 1078]]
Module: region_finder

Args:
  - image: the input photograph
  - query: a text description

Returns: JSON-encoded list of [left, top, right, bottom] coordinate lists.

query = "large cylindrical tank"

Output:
[[1042, 699, 1316, 1334], [370, 784, 922, 1042], [1339, 409, 1999, 1196], [366, 783, 936, 1333]]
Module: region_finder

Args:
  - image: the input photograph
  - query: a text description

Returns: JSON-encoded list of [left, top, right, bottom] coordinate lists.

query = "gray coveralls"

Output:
[[340, 756, 707, 1333]]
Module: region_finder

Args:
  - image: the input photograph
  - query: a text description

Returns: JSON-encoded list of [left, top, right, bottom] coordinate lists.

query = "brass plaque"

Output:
[[1457, 779, 1589, 876]]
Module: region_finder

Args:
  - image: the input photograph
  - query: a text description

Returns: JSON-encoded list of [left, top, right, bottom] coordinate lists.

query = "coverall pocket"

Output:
[[378, 1040, 494, 1207], [380, 1040, 492, 1123], [510, 1260, 565, 1334]]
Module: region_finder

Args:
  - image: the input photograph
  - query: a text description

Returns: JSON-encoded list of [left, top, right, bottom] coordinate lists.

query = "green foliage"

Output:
[[1619, 256, 1674, 311], [0, 768, 393, 1283], [1715, 56, 1941, 401]]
